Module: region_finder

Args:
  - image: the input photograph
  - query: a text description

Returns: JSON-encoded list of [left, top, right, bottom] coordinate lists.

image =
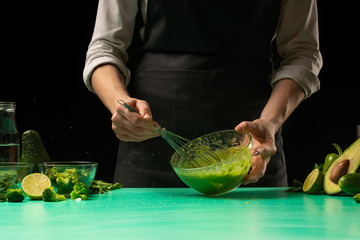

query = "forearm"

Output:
[[91, 64, 131, 114], [260, 79, 305, 132]]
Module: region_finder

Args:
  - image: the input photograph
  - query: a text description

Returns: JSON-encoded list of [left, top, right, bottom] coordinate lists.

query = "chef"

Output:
[[83, 0, 322, 187]]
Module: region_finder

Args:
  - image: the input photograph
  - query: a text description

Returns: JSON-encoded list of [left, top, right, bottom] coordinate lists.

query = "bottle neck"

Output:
[[0, 102, 16, 111]]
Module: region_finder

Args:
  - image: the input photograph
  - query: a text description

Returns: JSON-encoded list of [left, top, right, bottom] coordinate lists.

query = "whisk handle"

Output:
[[118, 99, 166, 136], [117, 100, 140, 114]]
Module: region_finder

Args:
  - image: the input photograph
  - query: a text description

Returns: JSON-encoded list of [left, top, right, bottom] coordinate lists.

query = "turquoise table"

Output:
[[1, 188, 359, 240]]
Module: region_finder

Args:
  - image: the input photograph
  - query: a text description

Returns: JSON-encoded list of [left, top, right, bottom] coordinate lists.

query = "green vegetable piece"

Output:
[[292, 179, 304, 188], [354, 193, 360, 203], [0, 193, 6, 201], [323, 143, 343, 174], [338, 173, 360, 195], [111, 182, 123, 190], [45, 168, 58, 182], [285, 179, 303, 192], [50, 168, 79, 194], [0, 173, 17, 194], [333, 143, 343, 155], [70, 182, 90, 200], [42, 187, 66, 202], [323, 153, 338, 174], [314, 163, 324, 172], [20, 130, 51, 172], [89, 180, 123, 194], [5, 189, 25, 202]]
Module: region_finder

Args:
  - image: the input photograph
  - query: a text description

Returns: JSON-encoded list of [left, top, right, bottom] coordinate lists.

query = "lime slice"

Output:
[[21, 173, 51, 200], [303, 168, 324, 194]]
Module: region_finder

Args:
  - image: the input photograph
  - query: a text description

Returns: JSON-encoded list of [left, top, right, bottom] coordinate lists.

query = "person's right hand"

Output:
[[111, 98, 160, 142]]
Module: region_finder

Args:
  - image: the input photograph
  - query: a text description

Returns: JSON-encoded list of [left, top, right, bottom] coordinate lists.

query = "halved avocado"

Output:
[[324, 138, 360, 195]]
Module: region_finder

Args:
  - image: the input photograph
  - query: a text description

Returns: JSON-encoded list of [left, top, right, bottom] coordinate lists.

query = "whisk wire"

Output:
[[156, 128, 196, 166], [118, 99, 221, 168]]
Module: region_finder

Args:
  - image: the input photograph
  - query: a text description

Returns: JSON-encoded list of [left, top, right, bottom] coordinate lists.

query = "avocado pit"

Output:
[[329, 159, 350, 184]]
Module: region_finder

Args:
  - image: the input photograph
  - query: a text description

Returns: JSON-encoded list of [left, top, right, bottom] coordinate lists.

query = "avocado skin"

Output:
[[20, 130, 51, 172]]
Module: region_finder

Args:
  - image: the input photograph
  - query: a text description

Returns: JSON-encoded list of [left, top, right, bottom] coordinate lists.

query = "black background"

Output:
[[1, 1, 358, 184]]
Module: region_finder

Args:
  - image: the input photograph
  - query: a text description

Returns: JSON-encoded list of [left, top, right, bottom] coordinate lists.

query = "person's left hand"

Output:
[[235, 119, 277, 185]]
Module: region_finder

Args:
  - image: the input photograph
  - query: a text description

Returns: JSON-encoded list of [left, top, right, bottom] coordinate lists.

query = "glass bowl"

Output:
[[170, 130, 252, 196], [0, 162, 34, 194], [38, 161, 97, 196]]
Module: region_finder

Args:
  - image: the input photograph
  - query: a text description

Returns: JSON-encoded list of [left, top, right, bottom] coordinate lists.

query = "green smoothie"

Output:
[[173, 146, 252, 196]]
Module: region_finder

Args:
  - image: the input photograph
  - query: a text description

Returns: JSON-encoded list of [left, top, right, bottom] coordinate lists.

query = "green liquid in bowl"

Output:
[[171, 130, 252, 196]]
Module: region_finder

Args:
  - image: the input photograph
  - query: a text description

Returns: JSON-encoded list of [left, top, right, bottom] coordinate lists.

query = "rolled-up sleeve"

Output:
[[273, 0, 323, 99], [83, 0, 139, 92]]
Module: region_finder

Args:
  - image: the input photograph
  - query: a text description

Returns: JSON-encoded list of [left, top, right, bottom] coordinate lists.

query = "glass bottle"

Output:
[[0, 102, 20, 162]]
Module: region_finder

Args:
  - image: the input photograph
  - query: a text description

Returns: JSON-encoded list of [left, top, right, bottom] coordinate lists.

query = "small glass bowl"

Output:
[[38, 161, 97, 196], [0, 162, 34, 194]]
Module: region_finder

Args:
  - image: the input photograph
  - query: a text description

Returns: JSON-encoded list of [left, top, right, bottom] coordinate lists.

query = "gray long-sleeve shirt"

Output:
[[83, 0, 322, 99]]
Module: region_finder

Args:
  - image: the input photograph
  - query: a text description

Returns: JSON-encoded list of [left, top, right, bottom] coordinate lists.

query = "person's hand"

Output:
[[235, 119, 277, 185], [111, 98, 160, 142]]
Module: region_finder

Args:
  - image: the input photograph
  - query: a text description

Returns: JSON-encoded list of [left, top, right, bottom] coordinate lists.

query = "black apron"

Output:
[[114, 0, 287, 187]]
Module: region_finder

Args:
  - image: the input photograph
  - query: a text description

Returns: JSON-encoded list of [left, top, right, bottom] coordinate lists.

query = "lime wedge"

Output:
[[303, 168, 324, 194], [22, 173, 51, 200]]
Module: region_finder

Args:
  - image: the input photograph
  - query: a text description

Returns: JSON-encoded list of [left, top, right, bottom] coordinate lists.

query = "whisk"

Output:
[[117, 100, 221, 167]]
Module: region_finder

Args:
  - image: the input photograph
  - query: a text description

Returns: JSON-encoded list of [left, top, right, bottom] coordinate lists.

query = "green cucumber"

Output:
[[338, 173, 360, 195]]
